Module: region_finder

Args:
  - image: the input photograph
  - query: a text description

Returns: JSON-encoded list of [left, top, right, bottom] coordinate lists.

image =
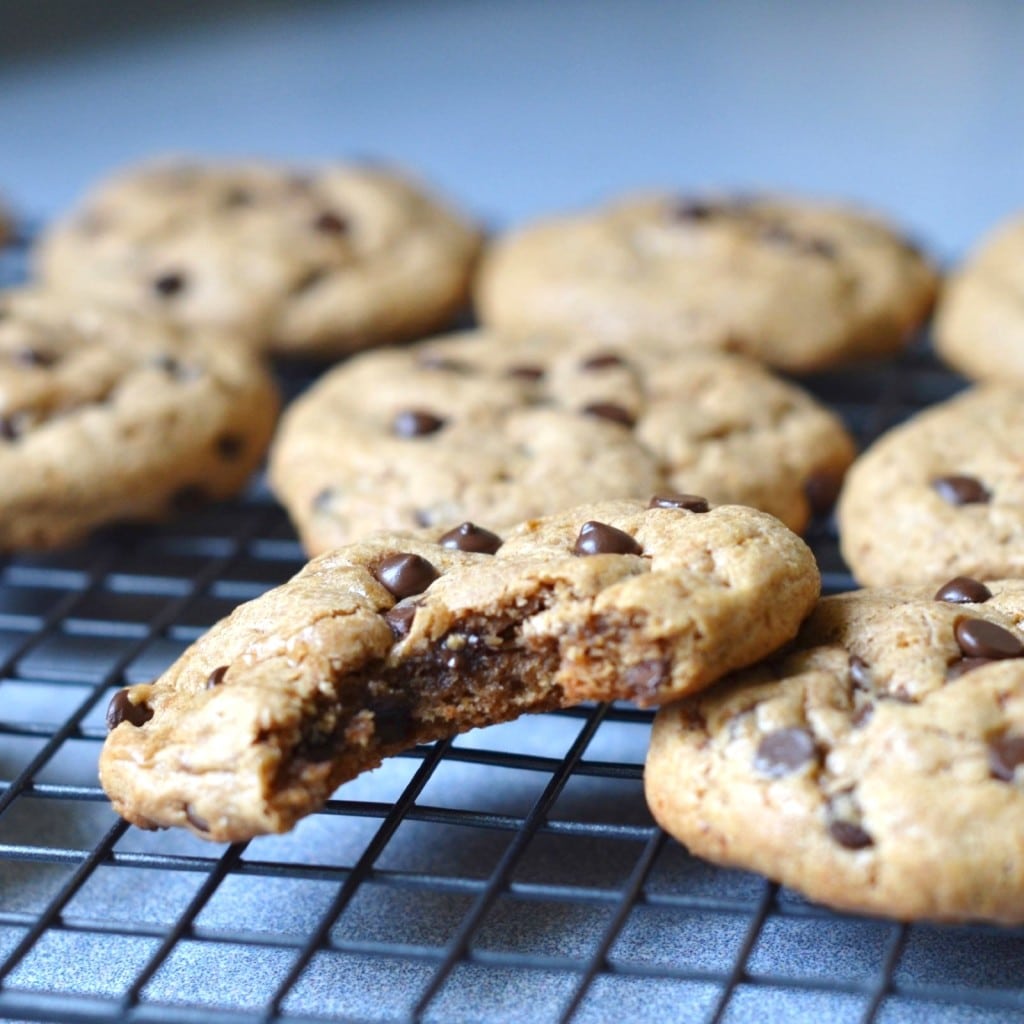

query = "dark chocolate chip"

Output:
[[439, 522, 502, 554], [506, 365, 545, 381], [185, 805, 210, 832], [367, 696, 414, 746], [15, 347, 58, 368], [580, 353, 627, 371], [754, 727, 816, 777], [648, 493, 710, 513], [392, 409, 446, 438], [935, 576, 993, 604], [932, 475, 990, 506], [989, 733, 1024, 781], [947, 656, 992, 680], [222, 187, 253, 208], [375, 553, 439, 599], [671, 199, 719, 221], [623, 659, 669, 700], [848, 655, 872, 690], [573, 521, 643, 557], [215, 434, 244, 460], [0, 416, 22, 441], [828, 819, 874, 850], [955, 618, 1024, 660], [582, 402, 635, 428], [170, 485, 208, 516], [314, 211, 349, 235], [106, 689, 154, 730], [205, 665, 229, 689], [804, 469, 843, 516], [153, 271, 187, 298], [385, 603, 417, 639]]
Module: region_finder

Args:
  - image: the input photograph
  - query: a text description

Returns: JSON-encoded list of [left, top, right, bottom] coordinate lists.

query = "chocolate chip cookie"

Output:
[[837, 384, 1024, 586], [475, 192, 938, 373], [100, 498, 819, 840], [269, 329, 856, 554], [934, 212, 1024, 381], [35, 158, 483, 358], [0, 287, 280, 550], [646, 580, 1024, 923]]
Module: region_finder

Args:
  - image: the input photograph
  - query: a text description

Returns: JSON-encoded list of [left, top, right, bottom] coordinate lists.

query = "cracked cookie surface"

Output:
[[269, 329, 855, 554], [100, 498, 819, 841], [935, 213, 1024, 381], [0, 287, 280, 550], [837, 385, 1024, 586], [475, 192, 938, 373], [646, 580, 1024, 923], [35, 158, 483, 357]]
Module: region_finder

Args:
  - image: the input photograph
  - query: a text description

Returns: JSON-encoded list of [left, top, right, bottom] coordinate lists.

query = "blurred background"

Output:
[[1, 0, 1022, 260]]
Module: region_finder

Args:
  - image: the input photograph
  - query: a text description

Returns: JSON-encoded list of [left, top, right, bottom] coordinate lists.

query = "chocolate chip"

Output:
[[506, 365, 545, 381], [0, 416, 22, 441], [439, 522, 502, 554], [215, 434, 244, 460], [754, 728, 816, 777], [935, 576, 993, 604], [222, 187, 253, 208], [314, 211, 349, 235], [804, 469, 843, 516], [805, 238, 838, 259], [573, 521, 643, 556], [185, 805, 210, 832], [170, 485, 208, 515], [623, 660, 669, 700], [671, 199, 719, 221], [989, 734, 1024, 781], [153, 271, 186, 298], [205, 665, 229, 689], [954, 618, 1024, 660], [375, 553, 439, 599], [947, 656, 992, 680], [648, 493, 710, 513], [848, 655, 872, 689], [580, 353, 627, 371], [105, 689, 153, 730], [932, 475, 990, 506], [828, 820, 874, 850], [582, 402, 635, 428], [16, 348, 58, 368], [392, 410, 446, 438], [385, 603, 417, 639], [368, 696, 414, 745]]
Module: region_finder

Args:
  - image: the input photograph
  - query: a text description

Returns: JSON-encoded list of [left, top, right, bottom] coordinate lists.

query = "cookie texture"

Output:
[[35, 159, 483, 357], [0, 287, 280, 550], [646, 580, 1024, 923], [100, 499, 819, 841], [837, 385, 1024, 586], [269, 330, 856, 554], [476, 193, 938, 373], [934, 214, 1024, 381]]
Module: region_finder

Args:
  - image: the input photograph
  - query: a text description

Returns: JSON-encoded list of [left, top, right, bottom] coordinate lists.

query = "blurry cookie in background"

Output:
[[269, 329, 856, 555], [475, 192, 938, 373], [837, 385, 1024, 586], [35, 158, 484, 359], [0, 287, 280, 550], [934, 212, 1024, 381]]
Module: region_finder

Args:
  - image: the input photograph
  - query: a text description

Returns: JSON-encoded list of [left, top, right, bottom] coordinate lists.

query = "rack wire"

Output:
[[1, 226, 1022, 1024]]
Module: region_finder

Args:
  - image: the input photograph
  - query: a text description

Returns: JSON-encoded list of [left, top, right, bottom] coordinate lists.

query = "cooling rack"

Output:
[[0, 226, 1021, 1024]]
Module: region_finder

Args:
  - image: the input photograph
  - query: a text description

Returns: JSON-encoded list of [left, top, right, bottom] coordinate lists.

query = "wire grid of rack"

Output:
[[0, 226, 1022, 1024]]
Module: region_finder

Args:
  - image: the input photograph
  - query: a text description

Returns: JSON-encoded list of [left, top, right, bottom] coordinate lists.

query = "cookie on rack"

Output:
[[646, 579, 1024, 924], [269, 329, 856, 554], [837, 384, 1024, 586], [934, 213, 1024, 381], [475, 192, 938, 373], [35, 158, 483, 358], [100, 497, 819, 841], [0, 287, 280, 550]]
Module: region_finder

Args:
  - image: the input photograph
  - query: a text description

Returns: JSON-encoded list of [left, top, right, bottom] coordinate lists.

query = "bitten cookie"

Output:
[[476, 193, 937, 373], [934, 213, 1024, 381], [100, 498, 819, 841], [837, 385, 1024, 586], [269, 330, 856, 554], [646, 580, 1024, 924], [35, 158, 483, 358], [0, 287, 280, 550]]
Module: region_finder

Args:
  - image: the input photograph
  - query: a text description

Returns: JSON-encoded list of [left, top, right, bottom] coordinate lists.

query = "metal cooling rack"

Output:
[[1, 226, 1021, 1024]]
